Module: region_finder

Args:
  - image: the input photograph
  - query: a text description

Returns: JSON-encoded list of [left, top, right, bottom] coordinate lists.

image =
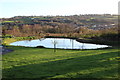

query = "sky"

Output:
[[0, 0, 119, 18]]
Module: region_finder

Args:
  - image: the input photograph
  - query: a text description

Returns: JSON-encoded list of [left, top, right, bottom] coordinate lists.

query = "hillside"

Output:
[[1, 14, 119, 45]]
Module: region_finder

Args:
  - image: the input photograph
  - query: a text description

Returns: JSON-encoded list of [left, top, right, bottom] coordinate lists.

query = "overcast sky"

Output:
[[0, 0, 119, 18]]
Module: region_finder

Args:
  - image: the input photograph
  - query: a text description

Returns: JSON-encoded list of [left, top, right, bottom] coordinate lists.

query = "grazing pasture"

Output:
[[2, 46, 119, 79]]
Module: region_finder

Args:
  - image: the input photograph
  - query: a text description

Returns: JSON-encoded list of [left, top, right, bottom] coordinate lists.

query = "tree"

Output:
[[52, 40, 58, 52]]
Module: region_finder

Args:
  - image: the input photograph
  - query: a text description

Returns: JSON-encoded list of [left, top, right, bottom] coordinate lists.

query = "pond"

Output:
[[10, 38, 109, 49]]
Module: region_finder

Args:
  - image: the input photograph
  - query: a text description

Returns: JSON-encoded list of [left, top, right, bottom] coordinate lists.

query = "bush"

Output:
[[2, 34, 14, 38]]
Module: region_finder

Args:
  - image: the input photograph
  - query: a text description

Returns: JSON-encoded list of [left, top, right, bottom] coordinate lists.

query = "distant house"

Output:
[[92, 25, 97, 27]]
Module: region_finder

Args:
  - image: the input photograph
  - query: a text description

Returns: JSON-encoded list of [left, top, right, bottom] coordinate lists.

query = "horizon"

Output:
[[1, 13, 118, 18], [0, 0, 119, 18]]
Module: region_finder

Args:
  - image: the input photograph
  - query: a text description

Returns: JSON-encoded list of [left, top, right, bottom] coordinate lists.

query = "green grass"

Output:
[[2, 21, 15, 23], [2, 46, 120, 79], [3, 38, 17, 45], [2, 37, 36, 45]]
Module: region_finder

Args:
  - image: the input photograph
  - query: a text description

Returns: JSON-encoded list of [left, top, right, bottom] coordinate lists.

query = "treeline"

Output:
[[2, 23, 119, 40]]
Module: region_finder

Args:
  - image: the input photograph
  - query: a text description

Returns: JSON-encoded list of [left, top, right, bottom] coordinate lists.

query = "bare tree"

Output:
[[52, 40, 58, 52], [81, 43, 84, 50]]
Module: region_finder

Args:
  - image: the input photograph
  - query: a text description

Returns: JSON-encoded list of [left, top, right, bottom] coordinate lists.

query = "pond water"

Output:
[[10, 38, 109, 49]]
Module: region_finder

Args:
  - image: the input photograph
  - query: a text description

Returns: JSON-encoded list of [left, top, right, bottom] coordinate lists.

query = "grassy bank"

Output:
[[2, 46, 120, 79], [2, 38, 17, 45], [2, 36, 37, 45]]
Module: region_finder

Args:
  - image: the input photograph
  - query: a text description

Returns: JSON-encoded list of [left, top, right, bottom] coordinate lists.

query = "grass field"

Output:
[[2, 46, 120, 79]]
